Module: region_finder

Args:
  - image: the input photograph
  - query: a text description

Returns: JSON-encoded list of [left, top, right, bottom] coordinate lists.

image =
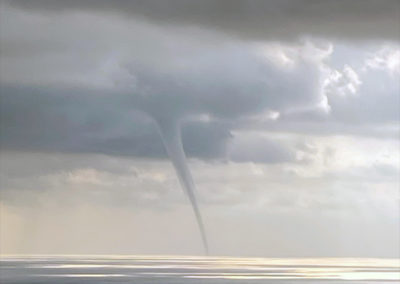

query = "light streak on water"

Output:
[[0, 255, 399, 283]]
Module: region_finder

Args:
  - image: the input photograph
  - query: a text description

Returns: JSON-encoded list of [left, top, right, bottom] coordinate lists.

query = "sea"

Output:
[[0, 255, 399, 283]]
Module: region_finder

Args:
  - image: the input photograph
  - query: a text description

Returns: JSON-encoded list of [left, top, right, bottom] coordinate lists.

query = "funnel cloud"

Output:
[[156, 118, 209, 254]]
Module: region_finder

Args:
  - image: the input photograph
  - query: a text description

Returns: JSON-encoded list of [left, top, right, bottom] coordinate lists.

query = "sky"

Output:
[[0, 0, 399, 258]]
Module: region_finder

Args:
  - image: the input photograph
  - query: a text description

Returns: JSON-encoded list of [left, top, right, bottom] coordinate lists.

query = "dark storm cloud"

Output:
[[0, 1, 398, 164], [5, 0, 400, 41], [0, 82, 300, 163], [0, 3, 325, 120], [0, 37, 324, 164]]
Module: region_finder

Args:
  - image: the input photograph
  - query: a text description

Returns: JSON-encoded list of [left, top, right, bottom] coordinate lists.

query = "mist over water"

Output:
[[1, 255, 398, 284]]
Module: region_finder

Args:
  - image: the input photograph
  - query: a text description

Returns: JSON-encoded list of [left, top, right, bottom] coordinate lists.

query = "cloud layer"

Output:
[[6, 0, 400, 40]]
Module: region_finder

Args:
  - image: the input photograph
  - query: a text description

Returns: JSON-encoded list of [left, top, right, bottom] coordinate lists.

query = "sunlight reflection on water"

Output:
[[0, 255, 399, 283]]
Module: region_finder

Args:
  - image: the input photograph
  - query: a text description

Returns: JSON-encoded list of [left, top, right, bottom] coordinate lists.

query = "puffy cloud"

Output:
[[324, 65, 362, 97], [246, 44, 400, 140], [364, 46, 400, 74]]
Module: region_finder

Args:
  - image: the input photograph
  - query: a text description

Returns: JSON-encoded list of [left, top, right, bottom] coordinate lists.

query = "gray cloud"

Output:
[[5, 0, 400, 41], [1, 84, 301, 164], [0, 85, 233, 159], [126, 45, 323, 120], [0, 1, 398, 164], [228, 133, 296, 163]]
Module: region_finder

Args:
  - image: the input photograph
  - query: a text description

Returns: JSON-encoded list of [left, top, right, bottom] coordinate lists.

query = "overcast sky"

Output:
[[0, 0, 399, 257]]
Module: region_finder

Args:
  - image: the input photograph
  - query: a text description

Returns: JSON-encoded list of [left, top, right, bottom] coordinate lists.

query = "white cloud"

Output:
[[324, 65, 362, 98], [364, 46, 400, 75]]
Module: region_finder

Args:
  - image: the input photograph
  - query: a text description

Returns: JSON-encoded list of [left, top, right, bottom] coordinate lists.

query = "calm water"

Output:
[[0, 255, 399, 283]]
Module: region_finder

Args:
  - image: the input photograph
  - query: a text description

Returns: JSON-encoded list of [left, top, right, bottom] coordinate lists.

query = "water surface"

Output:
[[1, 255, 398, 283]]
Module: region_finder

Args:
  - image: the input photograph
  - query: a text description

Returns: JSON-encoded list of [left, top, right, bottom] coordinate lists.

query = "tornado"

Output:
[[155, 118, 209, 255]]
